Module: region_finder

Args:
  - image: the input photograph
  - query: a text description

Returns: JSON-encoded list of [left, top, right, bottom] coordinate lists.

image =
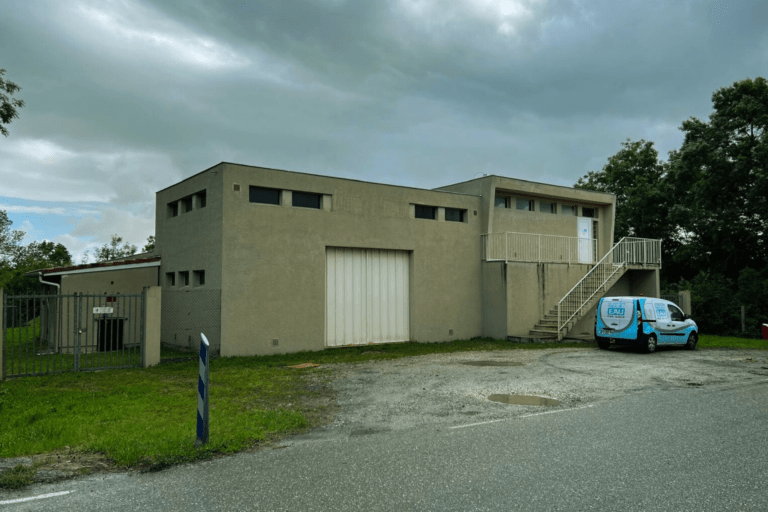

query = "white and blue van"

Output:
[[594, 296, 698, 353]]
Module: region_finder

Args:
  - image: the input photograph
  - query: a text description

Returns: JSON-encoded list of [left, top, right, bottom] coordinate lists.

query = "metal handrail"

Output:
[[482, 232, 598, 264], [556, 237, 662, 339]]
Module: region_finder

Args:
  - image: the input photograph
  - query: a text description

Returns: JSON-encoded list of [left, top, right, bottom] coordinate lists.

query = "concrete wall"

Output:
[[481, 262, 507, 339], [219, 163, 484, 356], [59, 266, 159, 295], [155, 165, 224, 290], [505, 262, 594, 337]]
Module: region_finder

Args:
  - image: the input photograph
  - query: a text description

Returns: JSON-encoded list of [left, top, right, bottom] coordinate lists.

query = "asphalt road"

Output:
[[3, 348, 768, 511]]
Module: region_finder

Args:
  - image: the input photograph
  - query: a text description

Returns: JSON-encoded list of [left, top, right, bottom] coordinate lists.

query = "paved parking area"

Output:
[[285, 346, 768, 444]]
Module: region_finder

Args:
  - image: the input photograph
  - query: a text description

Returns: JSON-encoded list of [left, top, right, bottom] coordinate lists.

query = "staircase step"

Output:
[[529, 329, 559, 337]]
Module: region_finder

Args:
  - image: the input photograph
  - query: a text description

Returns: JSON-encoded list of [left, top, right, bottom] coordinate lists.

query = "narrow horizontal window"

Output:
[[494, 196, 510, 208], [516, 199, 534, 211], [292, 191, 322, 209], [249, 186, 281, 205], [561, 205, 577, 216], [539, 201, 556, 214], [582, 207, 596, 218], [415, 204, 437, 220], [445, 208, 466, 222]]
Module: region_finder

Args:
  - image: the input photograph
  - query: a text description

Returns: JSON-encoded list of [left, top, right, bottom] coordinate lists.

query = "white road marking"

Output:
[[0, 490, 74, 505], [449, 404, 595, 429]]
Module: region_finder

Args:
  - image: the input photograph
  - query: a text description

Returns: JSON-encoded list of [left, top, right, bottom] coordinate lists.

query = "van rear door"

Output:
[[598, 298, 637, 339]]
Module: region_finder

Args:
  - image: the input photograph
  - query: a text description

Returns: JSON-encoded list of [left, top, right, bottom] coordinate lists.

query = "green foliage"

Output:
[[0, 68, 25, 137], [142, 235, 155, 253], [0, 464, 36, 489], [667, 77, 768, 281], [93, 234, 138, 262]]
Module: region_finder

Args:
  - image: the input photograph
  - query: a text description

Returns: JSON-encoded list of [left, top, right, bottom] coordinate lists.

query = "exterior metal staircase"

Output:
[[529, 237, 662, 341]]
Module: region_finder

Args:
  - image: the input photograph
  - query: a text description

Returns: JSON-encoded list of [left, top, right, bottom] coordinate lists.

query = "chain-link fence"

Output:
[[661, 291, 691, 315], [161, 289, 221, 356]]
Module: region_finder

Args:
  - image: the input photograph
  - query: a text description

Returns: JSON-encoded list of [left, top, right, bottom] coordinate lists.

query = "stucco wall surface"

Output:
[[220, 164, 484, 356]]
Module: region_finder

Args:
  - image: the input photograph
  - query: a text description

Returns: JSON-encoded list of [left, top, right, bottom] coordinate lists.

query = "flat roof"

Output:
[[438, 175, 615, 200], [29, 257, 161, 277]]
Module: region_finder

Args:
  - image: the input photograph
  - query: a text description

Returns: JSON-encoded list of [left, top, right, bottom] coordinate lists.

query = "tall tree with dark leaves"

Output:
[[667, 77, 768, 281], [0, 68, 25, 137]]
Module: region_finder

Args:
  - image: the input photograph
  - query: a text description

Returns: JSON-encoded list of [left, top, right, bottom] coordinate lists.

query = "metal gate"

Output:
[[2, 292, 145, 378]]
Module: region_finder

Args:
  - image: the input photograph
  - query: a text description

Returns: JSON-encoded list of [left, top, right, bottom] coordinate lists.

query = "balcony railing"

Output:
[[482, 232, 598, 264]]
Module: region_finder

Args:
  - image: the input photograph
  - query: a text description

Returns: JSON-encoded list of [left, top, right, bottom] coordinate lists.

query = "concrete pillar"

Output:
[[437, 207, 445, 221], [143, 286, 161, 368], [322, 194, 332, 211], [679, 290, 692, 315], [0, 288, 4, 381], [281, 190, 292, 207]]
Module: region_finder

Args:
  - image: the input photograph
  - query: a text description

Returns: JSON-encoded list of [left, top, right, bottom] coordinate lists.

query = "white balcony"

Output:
[[482, 232, 599, 264]]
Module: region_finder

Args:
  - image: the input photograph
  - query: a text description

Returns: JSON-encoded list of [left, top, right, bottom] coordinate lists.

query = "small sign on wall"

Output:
[[93, 307, 114, 314]]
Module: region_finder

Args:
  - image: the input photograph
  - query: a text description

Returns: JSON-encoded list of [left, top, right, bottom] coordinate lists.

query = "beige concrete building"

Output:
[[30, 162, 661, 357], [151, 162, 661, 356]]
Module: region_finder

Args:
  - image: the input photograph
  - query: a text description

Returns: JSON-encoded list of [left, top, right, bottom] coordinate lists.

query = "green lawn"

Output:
[[698, 334, 768, 350], [0, 333, 763, 484]]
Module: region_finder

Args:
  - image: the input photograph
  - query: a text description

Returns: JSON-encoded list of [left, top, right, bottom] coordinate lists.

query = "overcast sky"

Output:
[[1, 0, 766, 262]]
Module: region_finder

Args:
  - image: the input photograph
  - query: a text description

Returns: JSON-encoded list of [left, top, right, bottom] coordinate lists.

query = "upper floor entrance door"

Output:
[[578, 217, 593, 263]]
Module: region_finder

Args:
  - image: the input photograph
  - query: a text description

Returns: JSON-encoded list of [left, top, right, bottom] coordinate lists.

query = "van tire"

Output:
[[685, 331, 698, 350], [645, 334, 657, 354]]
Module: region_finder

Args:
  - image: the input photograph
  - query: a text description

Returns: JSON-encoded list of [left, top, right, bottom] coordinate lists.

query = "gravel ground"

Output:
[[293, 346, 768, 440]]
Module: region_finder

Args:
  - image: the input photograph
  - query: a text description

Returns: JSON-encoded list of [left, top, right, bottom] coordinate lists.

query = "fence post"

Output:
[[196, 333, 210, 446], [679, 290, 691, 315], [742, 306, 746, 333], [143, 286, 162, 368], [0, 288, 4, 381]]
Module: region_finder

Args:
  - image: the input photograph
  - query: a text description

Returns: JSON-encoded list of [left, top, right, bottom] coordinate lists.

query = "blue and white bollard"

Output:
[[196, 333, 210, 446]]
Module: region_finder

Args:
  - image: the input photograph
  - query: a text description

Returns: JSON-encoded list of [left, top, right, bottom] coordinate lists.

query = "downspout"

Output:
[[38, 272, 60, 292]]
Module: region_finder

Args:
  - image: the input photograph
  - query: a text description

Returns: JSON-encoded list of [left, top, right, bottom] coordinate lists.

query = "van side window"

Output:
[[668, 305, 684, 322]]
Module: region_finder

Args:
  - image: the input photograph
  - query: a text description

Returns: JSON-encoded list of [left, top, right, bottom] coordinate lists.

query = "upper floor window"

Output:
[[445, 208, 466, 222], [292, 191, 322, 209], [516, 199, 534, 211], [182, 195, 194, 213], [415, 205, 437, 220], [167, 202, 178, 218], [539, 201, 556, 214], [495, 196, 510, 208], [582, 207, 596, 218], [249, 186, 281, 205], [561, 205, 577, 216]]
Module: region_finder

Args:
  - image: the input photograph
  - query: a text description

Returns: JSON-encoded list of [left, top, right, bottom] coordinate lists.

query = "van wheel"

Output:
[[685, 332, 698, 350], [645, 334, 657, 354]]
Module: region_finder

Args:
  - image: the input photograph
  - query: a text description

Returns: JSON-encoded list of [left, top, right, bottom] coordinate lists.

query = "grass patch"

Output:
[[699, 334, 768, 350], [0, 464, 37, 489]]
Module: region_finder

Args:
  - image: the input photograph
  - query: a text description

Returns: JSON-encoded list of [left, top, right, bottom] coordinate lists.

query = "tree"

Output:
[[142, 235, 155, 253], [666, 76, 768, 281], [0, 210, 24, 261], [94, 235, 138, 262], [0, 69, 25, 137], [1, 241, 73, 294], [575, 139, 671, 241]]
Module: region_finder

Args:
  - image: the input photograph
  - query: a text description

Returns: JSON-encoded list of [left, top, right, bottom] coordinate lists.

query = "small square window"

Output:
[[292, 191, 322, 209], [516, 199, 534, 211], [582, 207, 596, 218], [197, 190, 207, 208], [167, 202, 178, 218], [445, 208, 466, 222], [561, 205, 577, 216], [249, 186, 280, 205], [182, 195, 194, 213], [415, 204, 437, 220], [179, 271, 189, 287], [539, 201, 556, 214], [193, 270, 205, 286], [165, 272, 176, 287], [494, 196, 510, 208]]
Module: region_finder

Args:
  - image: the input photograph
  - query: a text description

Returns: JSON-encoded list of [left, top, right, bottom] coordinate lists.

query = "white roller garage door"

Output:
[[326, 247, 410, 347]]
